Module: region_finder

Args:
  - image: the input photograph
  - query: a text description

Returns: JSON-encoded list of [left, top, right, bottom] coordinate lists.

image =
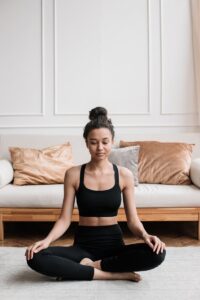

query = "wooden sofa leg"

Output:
[[0, 216, 4, 241]]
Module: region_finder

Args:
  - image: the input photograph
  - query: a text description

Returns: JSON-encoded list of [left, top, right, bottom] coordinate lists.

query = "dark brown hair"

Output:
[[83, 107, 115, 140]]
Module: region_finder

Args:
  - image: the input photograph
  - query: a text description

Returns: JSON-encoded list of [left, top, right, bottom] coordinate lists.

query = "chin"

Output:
[[93, 155, 106, 160]]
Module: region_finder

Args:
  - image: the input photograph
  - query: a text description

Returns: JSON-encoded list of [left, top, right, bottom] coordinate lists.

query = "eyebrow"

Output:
[[89, 138, 109, 141]]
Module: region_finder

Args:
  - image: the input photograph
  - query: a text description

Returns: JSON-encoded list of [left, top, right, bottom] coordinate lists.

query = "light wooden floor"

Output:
[[0, 221, 200, 247]]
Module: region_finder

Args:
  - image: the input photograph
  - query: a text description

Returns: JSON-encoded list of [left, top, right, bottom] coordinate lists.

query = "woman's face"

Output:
[[86, 128, 114, 161]]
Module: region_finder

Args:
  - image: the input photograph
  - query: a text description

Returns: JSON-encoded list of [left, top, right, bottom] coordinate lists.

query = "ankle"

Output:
[[94, 260, 102, 270]]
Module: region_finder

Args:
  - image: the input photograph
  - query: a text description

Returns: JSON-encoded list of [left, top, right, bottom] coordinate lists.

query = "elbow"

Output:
[[127, 220, 136, 230], [58, 215, 71, 229], [127, 218, 141, 229]]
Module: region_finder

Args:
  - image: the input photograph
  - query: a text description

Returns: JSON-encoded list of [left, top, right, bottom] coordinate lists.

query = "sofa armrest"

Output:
[[0, 159, 14, 188], [190, 158, 200, 188]]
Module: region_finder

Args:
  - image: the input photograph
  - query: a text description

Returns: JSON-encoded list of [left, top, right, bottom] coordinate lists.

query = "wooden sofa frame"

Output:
[[0, 207, 200, 241]]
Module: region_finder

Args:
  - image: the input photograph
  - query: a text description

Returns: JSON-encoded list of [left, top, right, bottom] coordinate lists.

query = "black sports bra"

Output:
[[76, 164, 122, 217]]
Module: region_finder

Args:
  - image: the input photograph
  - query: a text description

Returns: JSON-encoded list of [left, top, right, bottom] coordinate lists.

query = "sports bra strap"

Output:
[[79, 164, 86, 188], [79, 163, 119, 188], [113, 164, 119, 187]]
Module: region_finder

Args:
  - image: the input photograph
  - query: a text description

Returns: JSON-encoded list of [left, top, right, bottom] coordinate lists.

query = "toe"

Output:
[[133, 272, 142, 282]]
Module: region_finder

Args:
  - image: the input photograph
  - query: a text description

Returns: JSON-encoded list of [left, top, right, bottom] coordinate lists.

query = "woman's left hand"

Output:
[[142, 234, 166, 254]]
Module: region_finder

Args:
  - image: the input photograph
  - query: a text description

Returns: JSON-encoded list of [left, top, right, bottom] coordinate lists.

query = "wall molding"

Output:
[[160, 0, 196, 116], [0, 0, 45, 117], [53, 0, 151, 116], [0, 124, 197, 129]]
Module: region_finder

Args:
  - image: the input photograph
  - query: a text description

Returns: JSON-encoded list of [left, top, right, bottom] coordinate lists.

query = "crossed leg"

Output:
[[80, 243, 166, 281], [27, 245, 95, 280], [27, 243, 166, 281], [80, 257, 142, 282], [27, 244, 141, 281]]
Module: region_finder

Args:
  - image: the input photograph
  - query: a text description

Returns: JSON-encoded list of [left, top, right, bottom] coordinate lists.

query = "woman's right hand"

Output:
[[25, 239, 50, 260]]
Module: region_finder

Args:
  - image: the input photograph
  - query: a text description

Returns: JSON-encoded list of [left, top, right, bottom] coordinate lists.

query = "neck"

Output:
[[87, 159, 111, 171]]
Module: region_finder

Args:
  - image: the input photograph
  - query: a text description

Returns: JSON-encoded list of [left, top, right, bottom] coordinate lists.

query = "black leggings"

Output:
[[27, 224, 166, 280]]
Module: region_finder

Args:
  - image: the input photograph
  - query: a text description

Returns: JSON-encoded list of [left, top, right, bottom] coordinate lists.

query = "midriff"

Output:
[[78, 216, 118, 226]]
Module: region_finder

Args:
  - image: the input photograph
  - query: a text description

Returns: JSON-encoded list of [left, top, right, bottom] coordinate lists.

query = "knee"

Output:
[[27, 257, 34, 270], [26, 252, 40, 269], [152, 248, 166, 267], [26, 249, 46, 270]]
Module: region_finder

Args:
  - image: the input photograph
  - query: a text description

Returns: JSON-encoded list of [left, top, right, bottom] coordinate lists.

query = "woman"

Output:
[[26, 107, 166, 282]]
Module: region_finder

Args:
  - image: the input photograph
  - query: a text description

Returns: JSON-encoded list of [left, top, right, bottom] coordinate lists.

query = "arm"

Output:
[[120, 167, 166, 253], [44, 167, 76, 244], [121, 167, 148, 239], [26, 166, 77, 260]]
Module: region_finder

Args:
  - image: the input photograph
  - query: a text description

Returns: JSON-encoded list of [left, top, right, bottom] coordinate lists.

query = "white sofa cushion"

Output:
[[0, 183, 200, 208], [134, 184, 200, 207], [0, 184, 64, 207], [190, 159, 200, 188], [0, 160, 14, 188]]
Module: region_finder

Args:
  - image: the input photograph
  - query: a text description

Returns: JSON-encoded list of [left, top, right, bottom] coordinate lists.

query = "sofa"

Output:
[[0, 133, 200, 241]]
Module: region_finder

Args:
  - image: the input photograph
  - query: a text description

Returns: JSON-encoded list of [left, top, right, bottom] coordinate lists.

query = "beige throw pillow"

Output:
[[9, 143, 74, 185], [108, 146, 140, 186], [120, 140, 193, 185]]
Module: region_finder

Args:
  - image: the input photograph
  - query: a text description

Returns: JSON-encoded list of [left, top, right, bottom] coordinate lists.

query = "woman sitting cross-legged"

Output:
[[25, 106, 166, 282]]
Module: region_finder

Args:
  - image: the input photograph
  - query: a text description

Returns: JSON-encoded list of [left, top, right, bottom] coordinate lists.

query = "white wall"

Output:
[[0, 0, 198, 135]]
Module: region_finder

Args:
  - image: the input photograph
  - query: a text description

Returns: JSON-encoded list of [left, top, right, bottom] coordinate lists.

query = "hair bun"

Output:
[[89, 107, 108, 121]]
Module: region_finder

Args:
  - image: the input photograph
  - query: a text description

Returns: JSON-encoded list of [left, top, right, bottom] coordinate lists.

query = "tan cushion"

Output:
[[120, 141, 194, 184], [9, 143, 74, 185]]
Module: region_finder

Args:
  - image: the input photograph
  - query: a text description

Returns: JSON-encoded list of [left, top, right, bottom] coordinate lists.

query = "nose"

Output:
[[97, 143, 103, 150]]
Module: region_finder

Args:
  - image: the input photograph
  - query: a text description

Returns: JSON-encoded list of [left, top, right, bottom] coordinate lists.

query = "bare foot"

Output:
[[80, 258, 142, 282], [130, 272, 142, 282], [80, 257, 94, 267], [80, 258, 101, 270]]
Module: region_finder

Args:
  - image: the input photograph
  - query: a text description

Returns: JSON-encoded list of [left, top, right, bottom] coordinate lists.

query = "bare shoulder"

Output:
[[64, 165, 81, 184], [117, 165, 133, 179], [117, 165, 134, 189]]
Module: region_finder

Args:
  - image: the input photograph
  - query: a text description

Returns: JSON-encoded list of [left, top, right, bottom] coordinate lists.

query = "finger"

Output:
[[26, 250, 31, 260], [161, 242, 166, 252], [146, 239, 154, 249], [156, 243, 162, 254], [31, 249, 35, 260], [26, 247, 31, 260], [153, 240, 159, 252], [28, 245, 37, 260], [26, 249, 30, 260], [154, 239, 160, 252], [157, 241, 164, 254], [34, 245, 44, 253], [153, 245, 158, 252], [28, 248, 33, 260], [153, 240, 158, 251], [31, 246, 37, 259], [32, 243, 43, 256]]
